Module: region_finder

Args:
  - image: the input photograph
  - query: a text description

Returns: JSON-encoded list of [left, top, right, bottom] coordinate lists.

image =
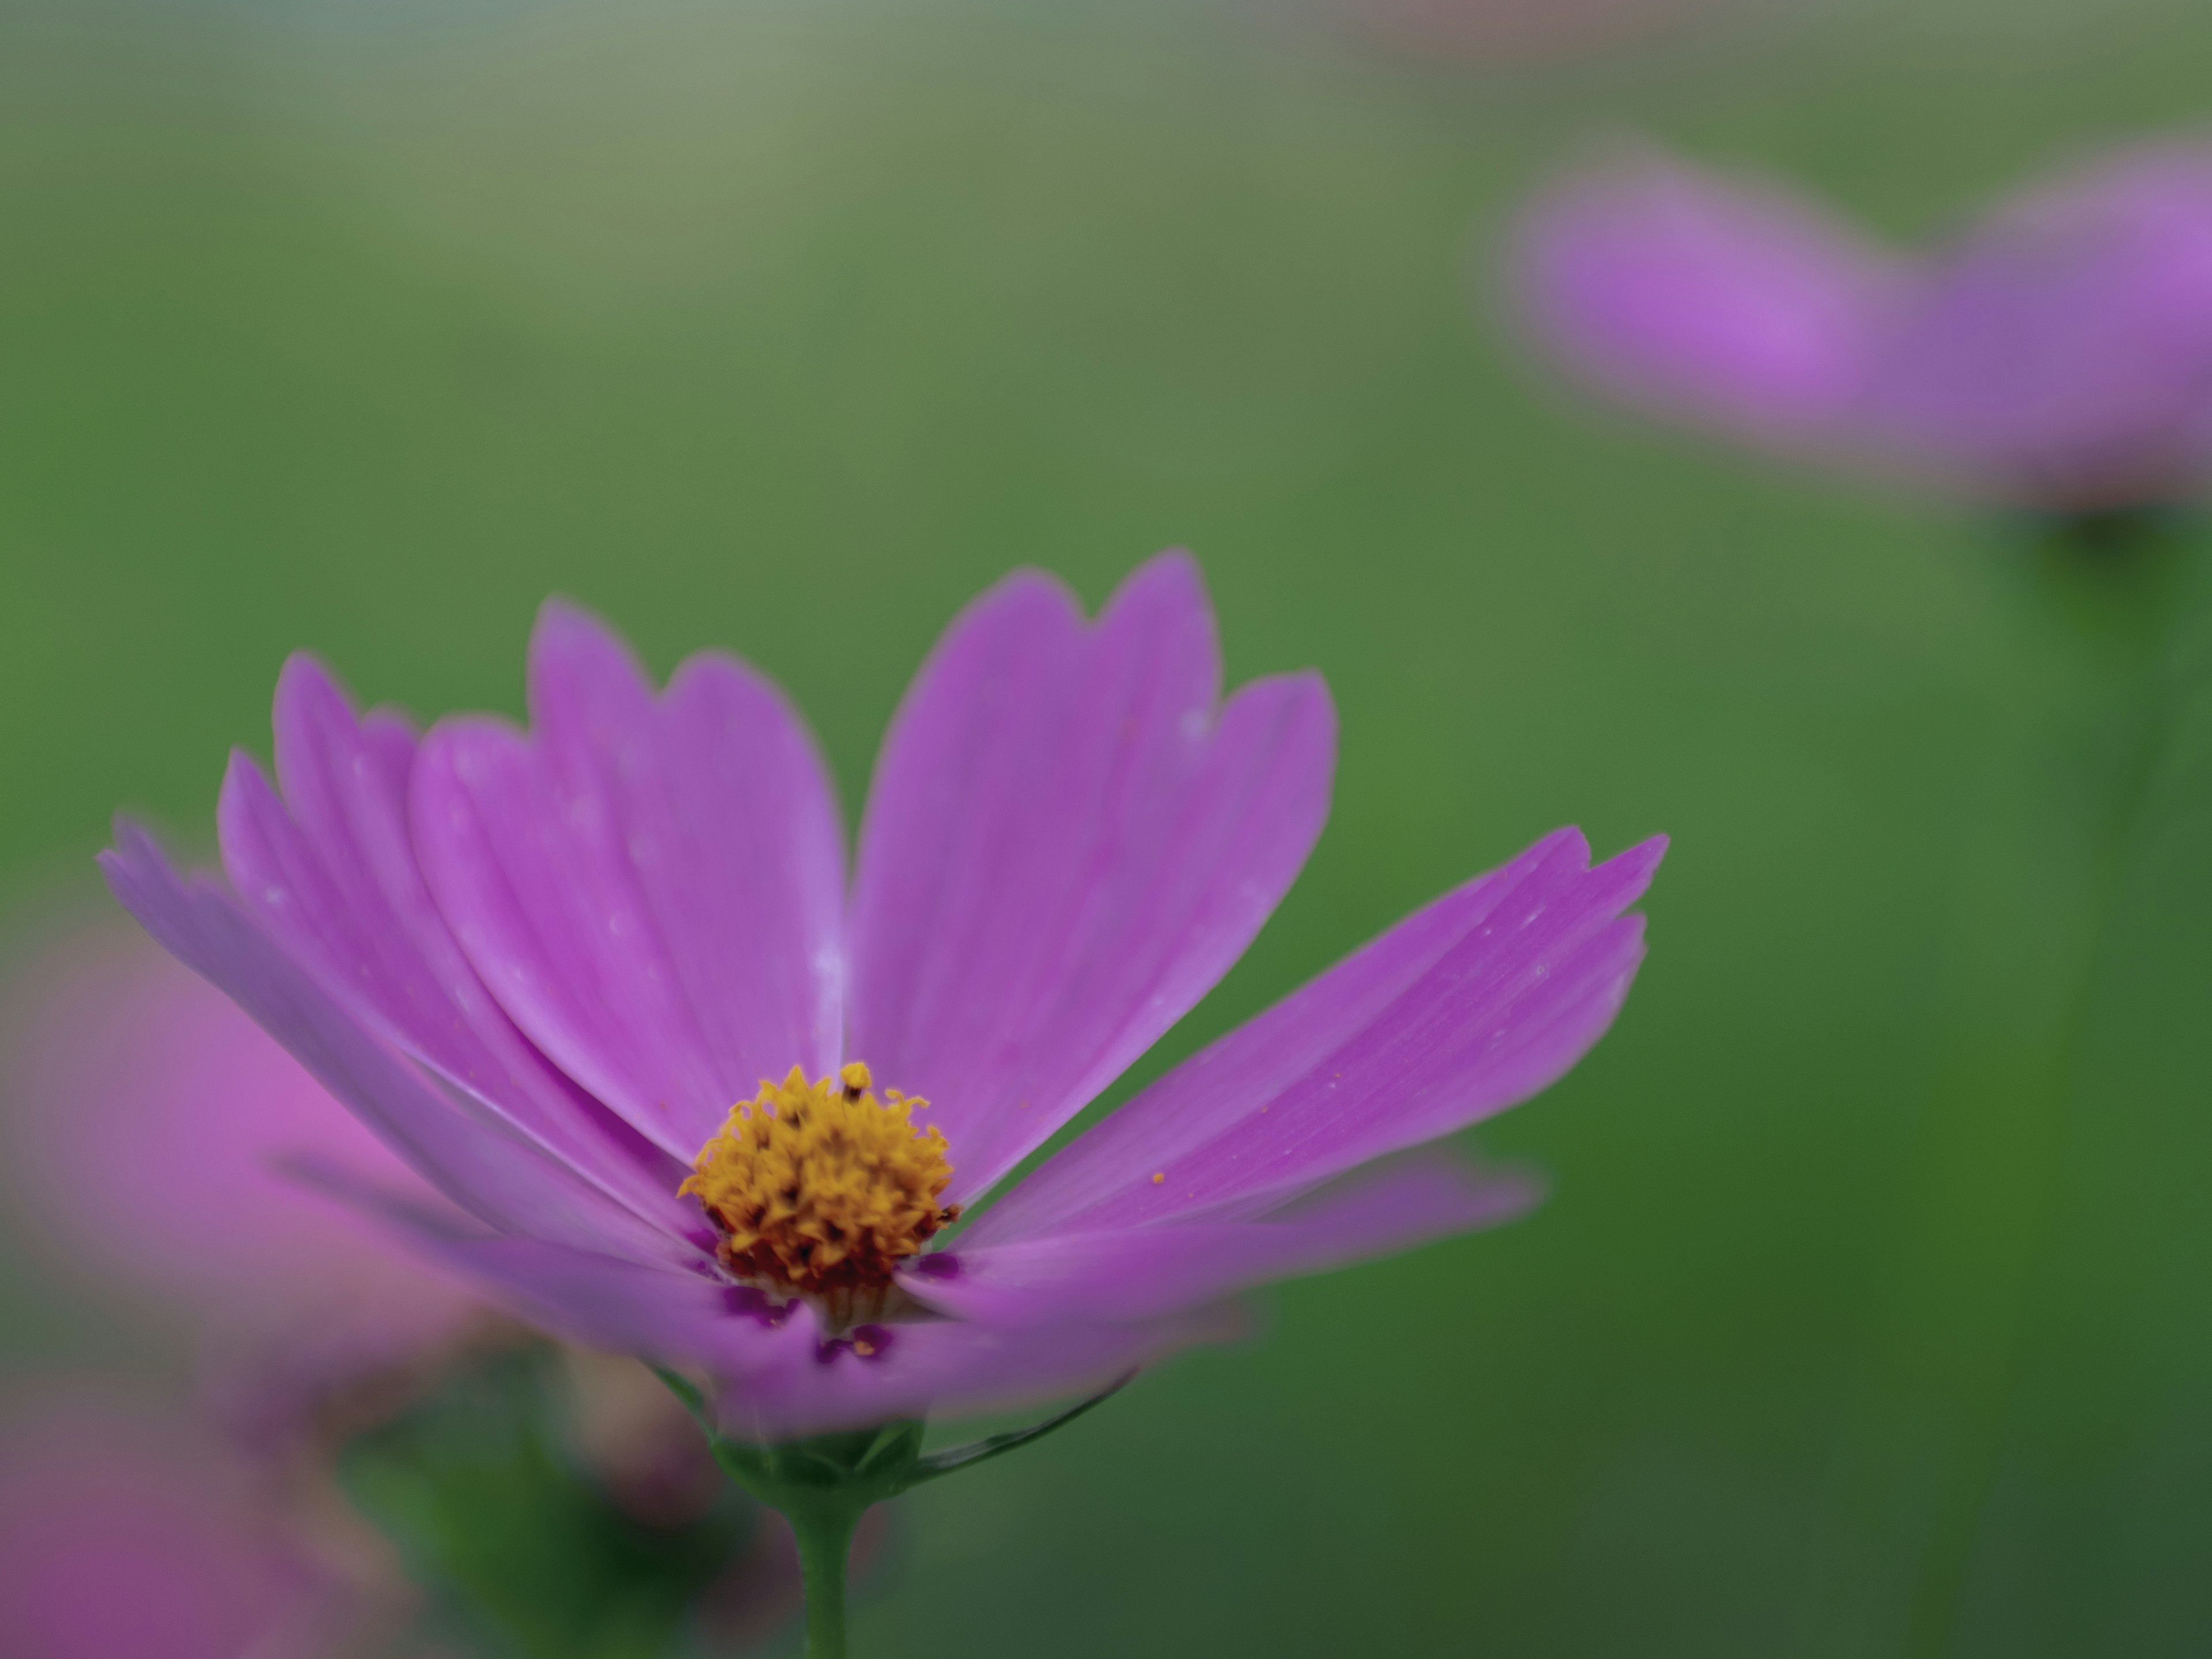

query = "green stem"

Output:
[[1906, 687, 2164, 1656], [1899, 514, 2201, 1656], [661, 1372, 1134, 1659], [789, 1501, 861, 1659]]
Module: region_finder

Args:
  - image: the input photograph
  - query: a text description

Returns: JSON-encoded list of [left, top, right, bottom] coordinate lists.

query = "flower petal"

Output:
[[848, 551, 1335, 1204], [290, 1155, 1211, 1438], [1860, 142, 2212, 507], [289, 1157, 796, 1380], [902, 1153, 1537, 1327], [969, 828, 1662, 1243], [100, 824, 696, 1269], [1516, 151, 1898, 443], [219, 655, 692, 1236], [714, 1300, 1244, 1441], [0, 921, 488, 1428], [411, 601, 847, 1160]]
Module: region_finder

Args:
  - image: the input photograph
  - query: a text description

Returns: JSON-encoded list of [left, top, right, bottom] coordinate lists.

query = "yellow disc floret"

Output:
[[680, 1062, 957, 1312]]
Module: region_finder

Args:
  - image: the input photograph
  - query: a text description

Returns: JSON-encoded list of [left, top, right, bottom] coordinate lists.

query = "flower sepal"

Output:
[[653, 1366, 1130, 1657], [709, 1418, 932, 1520]]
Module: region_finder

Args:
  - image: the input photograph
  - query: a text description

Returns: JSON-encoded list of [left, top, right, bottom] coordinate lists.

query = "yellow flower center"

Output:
[[680, 1062, 958, 1321]]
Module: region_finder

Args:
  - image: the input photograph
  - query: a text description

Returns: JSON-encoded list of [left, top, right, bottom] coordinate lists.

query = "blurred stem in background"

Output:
[[1835, 509, 2207, 1657], [343, 1347, 778, 1659]]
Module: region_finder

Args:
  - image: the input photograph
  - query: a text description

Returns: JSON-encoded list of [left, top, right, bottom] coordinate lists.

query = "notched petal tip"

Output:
[[101, 817, 203, 896], [217, 745, 282, 824], [219, 744, 271, 794], [1514, 822, 1593, 873], [937, 564, 1088, 653], [1253, 665, 1338, 731], [531, 592, 618, 644], [215, 751, 287, 899], [1216, 669, 1339, 801], [1541, 825, 1667, 906], [1603, 831, 1669, 895], [94, 829, 149, 893], [1100, 547, 1221, 679], [528, 594, 656, 701], [1105, 546, 1209, 616], [273, 649, 356, 721], [272, 650, 387, 743]]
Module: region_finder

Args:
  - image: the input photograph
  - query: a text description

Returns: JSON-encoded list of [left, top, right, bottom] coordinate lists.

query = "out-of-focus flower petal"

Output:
[[560, 1347, 736, 1527], [1862, 141, 2212, 507], [0, 1388, 329, 1659], [848, 552, 1335, 1204], [1514, 151, 1899, 448], [219, 656, 691, 1236], [3, 922, 449, 1321], [969, 828, 1661, 1244], [0, 923, 484, 1435], [904, 1153, 1538, 1327], [1516, 136, 2212, 509], [99, 825, 697, 1269], [411, 601, 847, 1160]]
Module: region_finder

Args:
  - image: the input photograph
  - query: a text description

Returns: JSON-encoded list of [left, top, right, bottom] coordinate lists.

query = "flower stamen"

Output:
[[681, 1062, 958, 1327]]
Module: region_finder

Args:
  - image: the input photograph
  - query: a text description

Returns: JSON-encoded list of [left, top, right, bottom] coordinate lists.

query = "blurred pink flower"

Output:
[[0, 923, 485, 1442], [0, 929, 807, 1647], [1514, 151, 1903, 450], [0, 1385, 349, 1659], [1866, 145, 2212, 510], [1513, 138, 2212, 511]]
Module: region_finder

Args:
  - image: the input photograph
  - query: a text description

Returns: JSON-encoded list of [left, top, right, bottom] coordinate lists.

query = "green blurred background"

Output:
[[5, 0, 2211, 1652]]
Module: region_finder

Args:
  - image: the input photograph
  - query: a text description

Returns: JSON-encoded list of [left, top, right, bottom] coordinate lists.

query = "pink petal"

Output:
[[292, 1159, 796, 1382], [1861, 141, 2212, 506], [0, 923, 484, 1426], [713, 1300, 1246, 1441], [902, 1153, 1538, 1327], [101, 824, 697, 1270], [0, 1388, 315, 1659], [1515, 150, 1899, 444], [410, 601, 847, 1160], [970, 828, 1662, 1244], [848, 552, 1335, 1205], [306, 1158, 1243, 1440], [219, 655, 690, 1236]]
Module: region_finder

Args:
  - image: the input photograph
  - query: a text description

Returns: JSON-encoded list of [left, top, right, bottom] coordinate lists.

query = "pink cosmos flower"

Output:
[[103, 552, 1662, 1442], [1513, 138, 2212, 511]]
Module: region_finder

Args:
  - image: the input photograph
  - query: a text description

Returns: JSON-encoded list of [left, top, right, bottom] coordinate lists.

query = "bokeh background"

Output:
[[5, 0, 2212, 1653]]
